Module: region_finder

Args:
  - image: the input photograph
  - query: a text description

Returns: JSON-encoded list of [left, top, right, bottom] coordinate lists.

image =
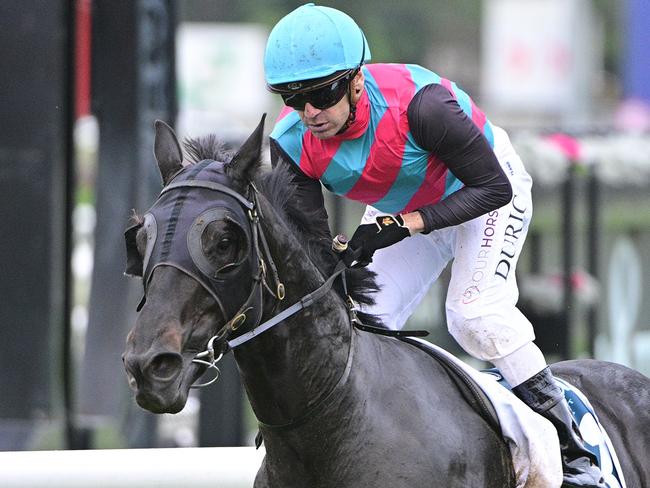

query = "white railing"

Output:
[[0, 446, 265, 488]]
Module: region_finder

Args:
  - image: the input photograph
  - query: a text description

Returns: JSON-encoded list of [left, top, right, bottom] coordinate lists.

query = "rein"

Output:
[[192, 260, 351, 390], [180, 178, 352, 388], [180, 180, 286, 387], [227, 260, 348, 348], [158, 175, 427, 429], [181, 176, 360, 396]]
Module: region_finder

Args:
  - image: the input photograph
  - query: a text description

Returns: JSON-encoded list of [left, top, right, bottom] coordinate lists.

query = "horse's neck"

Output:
[[233, 197, 351, 426]]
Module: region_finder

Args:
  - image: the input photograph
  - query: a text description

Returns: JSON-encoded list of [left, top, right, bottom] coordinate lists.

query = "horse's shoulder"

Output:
[[354, 332, 492, 407]]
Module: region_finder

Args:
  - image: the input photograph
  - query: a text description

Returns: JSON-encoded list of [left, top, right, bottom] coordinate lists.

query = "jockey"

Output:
[[264, 4, 605, 487]]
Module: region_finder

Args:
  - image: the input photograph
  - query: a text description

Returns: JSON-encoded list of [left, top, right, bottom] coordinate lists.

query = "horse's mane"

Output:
[[255, 164, 381, 319], [183, 135, 382, 327]]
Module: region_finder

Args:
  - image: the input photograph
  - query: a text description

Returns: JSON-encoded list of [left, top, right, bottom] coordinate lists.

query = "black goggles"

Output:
[[278, 70, 356, 111]]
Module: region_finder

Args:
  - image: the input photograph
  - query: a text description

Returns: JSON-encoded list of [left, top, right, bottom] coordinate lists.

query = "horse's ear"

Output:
[[229, 114, 266, 181], [153, 120, 183, 185]]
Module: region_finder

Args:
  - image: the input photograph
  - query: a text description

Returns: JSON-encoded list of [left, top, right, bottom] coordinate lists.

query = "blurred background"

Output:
[[1, 0, 648, 453]]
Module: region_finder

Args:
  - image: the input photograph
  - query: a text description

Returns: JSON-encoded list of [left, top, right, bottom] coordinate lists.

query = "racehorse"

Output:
[[122, 116, 650, 487]]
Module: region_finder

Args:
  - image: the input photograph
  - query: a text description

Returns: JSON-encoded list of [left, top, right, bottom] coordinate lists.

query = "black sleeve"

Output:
[[269, 138, 331, 232], [407, 83, 513, 233]]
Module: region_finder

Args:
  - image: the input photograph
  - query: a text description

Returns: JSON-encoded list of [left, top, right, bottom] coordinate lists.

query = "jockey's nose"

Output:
[[303, 102, 321, 117]]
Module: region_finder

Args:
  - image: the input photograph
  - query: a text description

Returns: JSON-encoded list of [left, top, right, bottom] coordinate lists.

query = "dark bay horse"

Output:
[[122, 116, 650, 488]]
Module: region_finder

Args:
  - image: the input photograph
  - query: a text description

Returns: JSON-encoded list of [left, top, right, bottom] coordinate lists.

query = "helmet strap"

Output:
[[336, 82, 358, 135]]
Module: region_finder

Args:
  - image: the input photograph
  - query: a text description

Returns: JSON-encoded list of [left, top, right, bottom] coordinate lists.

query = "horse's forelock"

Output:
[[182, 135, 233, 165], [181, 134, 265, 193]]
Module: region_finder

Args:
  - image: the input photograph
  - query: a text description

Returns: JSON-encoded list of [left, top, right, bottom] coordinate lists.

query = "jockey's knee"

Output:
[[446, 306, 532, 362]]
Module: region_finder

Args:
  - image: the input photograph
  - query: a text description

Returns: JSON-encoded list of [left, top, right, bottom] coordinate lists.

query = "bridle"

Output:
[[156, 178, 287, 388], [153, 177, 350, 388], [129, 161, 427, 415], [187, 176, 428, 392], [177, 176, 429, 388]]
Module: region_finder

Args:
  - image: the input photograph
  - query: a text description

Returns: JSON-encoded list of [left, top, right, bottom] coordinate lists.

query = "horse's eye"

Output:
[[200, 219, 248, 274], [216, 236, 233, 253]]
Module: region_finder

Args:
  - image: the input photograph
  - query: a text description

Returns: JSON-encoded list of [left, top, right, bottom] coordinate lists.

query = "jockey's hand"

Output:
[[343, 215, 411, 267]]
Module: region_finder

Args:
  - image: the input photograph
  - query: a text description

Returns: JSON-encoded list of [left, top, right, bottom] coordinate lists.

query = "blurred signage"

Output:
[[481, 0, 602, 117], [176, 22, 273, 142], [597, 236, 650, 375]]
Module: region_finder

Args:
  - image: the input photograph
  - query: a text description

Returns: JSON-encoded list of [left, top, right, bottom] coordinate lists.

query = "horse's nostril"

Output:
[[147, 352, 183, 381]]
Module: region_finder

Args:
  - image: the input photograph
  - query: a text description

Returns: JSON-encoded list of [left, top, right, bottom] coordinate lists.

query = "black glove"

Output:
[[343, 215, 411, 267]]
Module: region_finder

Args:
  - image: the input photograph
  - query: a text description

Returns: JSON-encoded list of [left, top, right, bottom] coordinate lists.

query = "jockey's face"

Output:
[[298, 96, 350, 140], [297, 71, 364, 140]]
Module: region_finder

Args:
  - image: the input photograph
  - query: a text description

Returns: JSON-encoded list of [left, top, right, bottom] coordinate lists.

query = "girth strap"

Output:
[[354, 321, 429, 338]]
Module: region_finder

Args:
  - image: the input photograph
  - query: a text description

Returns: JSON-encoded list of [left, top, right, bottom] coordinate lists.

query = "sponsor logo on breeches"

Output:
[[494, 195, 527, 280], [463, 210, 499, 304]]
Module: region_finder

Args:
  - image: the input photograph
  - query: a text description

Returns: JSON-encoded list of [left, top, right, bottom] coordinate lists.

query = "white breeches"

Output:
[[360, 127, 546, 385]]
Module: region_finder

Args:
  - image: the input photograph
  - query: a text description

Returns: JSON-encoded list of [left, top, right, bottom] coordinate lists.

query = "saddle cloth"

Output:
[[404, 337, 627, 488], [403, 337, 561, 487], [484, 370, 627, 488], [552, 378, 627, 488]]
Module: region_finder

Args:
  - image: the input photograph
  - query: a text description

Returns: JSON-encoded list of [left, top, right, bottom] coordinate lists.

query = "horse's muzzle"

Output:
[[122, 350, 188, 413]]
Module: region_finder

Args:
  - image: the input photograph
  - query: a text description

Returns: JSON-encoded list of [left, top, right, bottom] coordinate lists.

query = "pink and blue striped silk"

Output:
[[270, 64, 494, 214]]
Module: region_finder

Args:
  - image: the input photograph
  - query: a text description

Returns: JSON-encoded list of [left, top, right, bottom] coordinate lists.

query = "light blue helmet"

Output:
[[264, 3, 371, 87]]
